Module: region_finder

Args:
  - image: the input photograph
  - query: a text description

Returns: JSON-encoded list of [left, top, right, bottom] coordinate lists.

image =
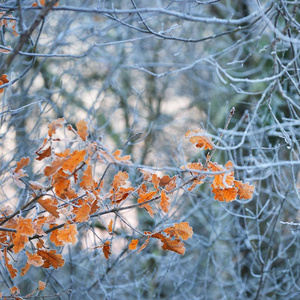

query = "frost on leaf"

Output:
[[38, 198, 60, 218], [208, 160, 235, 189], [234, 180, 255, 200], [211, 185, 238, 202], [37, 249, 65, 269], [56, 223, 78, 245], [160, 190, 170, 213], [11, 157, 30, 188], [4, 248, 17, 279], [137, 187, 156, 218], [163, 222, 193, 240], [185, 128, 214, 149], [48, 118, 66, 138], [113, 149, 132, 163], [76, 120, 88, 141], [80, 164, 93, 190]]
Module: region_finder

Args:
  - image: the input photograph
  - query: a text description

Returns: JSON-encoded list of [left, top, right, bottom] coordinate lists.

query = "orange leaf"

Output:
[[185, 128, 214, 149], [49, 224, 64, 247], [4, 248, 17, 279], [208, 161, 234, 189], [160, 190, 170, 213], [48, 118, 66, 138], [0, 74, 9, 93], [76, 120, 88, 141], [32, 0, 59, 7], [152, 174, 159, 190], [38, 281, 46, 291], [10, 286, 20, 295], [80, 164, 93, 189], [138, 235, 150, 252], [62, 149, 86, 173], [35, 146, 51, 161], [74, 200, 91, 223], [111, 171, 129, 190], [108, 219, 113, 233], [113, 149, 131, 163], [38, 198, 60, 218], [211, 185, 238, 202], [16, 217, 35, 236], [163, 222, 193, 240], [56, 223, 78, 245], [37, 249, 65, 269], [234, 180, 255, 200], [137, 191, 156, 218], [102, 241, 111, 259], [129, 239, 138, 250], [151, 233, 186, 255], [13, 233, 28, 254], [110, 186, 134, 204], [44, 156, 67, 177], [27, 251, 44, 267], [12, 157, 30, 188], [21, 262, 31, 276]]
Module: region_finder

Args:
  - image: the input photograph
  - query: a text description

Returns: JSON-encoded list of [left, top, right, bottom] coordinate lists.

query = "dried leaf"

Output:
[[113, 149, 131, 163], [151, 233, 186, 255], [234, 180, 255, 200], [211, 185, 238, 202], [208, 161, 234, 189], [80, 164, 93, 189], [102, 241, 111, 259], [37, 249, 65, 269], [163, 222, 193, 240], [108, 219, 113, 233], [138, 235, 150, 252], [48, 118, 66, 138], [11, 157, 30, 188], [4, 248, 17, 279], [56, 223, 78, 245], [38, 281, 46, 291], [38, 198, 60, 218], [74, 200, 91, 223], [129, 239, 138, 250], [27, 252, 44, 267], [35, 146, 51, 161], [0, 74, 9, 93], [160, 190, 170, 213], [137, 191, 156, 218], [185, 128, 214, 149], [76, 120, 88, 141]]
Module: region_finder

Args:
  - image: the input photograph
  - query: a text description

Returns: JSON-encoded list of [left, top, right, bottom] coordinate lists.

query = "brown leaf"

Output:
[[234, 180, 255, 200], [163, 222, 193, 240], [4, 248, 17, 279], [80, 164, 93, 190], [160, 190, 170, 213], [185, 128, 214, 149], [102, 241, 111, 259], [76, 120, 88, 141], [38, 198, 60, 218], [37, 249, 65, 269], [56, 223, 78, 245], [48, 118, 66, 138], [108, 219, 113, 233], [35, 146, 51, 161]]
